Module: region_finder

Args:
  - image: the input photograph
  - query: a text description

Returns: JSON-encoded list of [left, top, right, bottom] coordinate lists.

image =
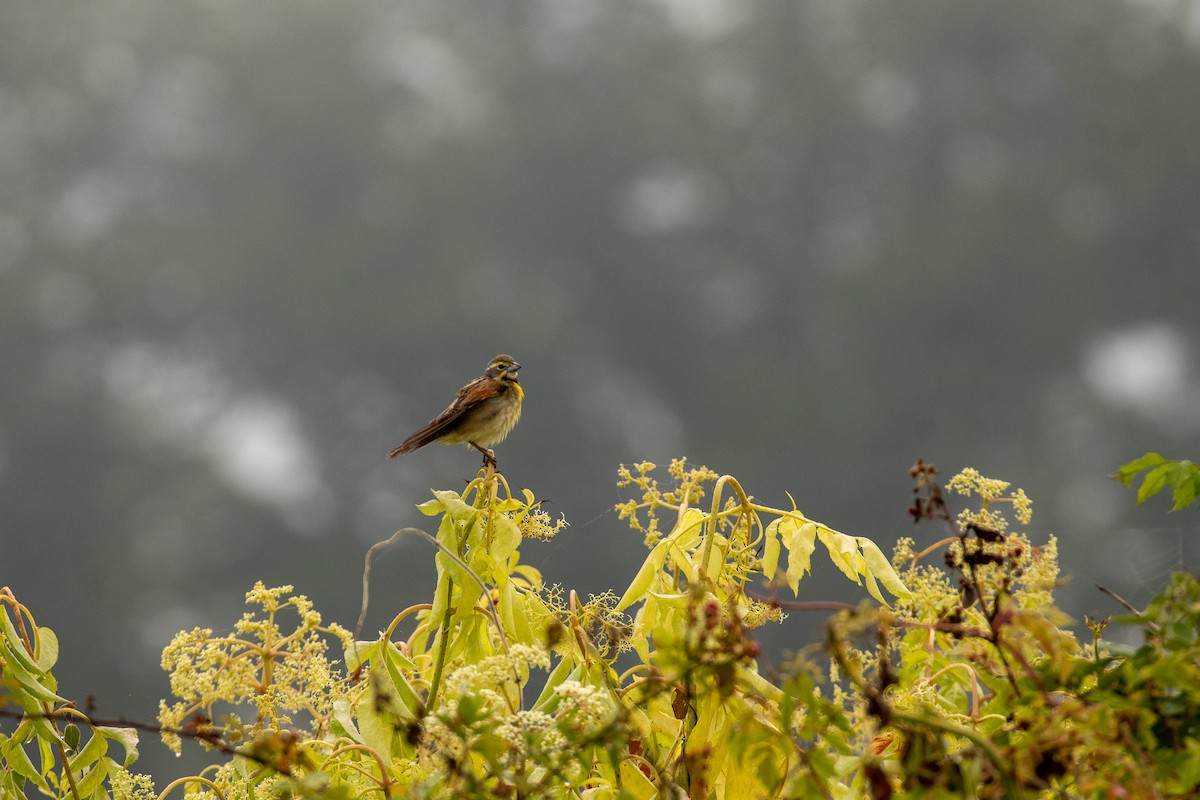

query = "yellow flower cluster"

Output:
[[553, 679, 612, 732], [616, 458, 720, 546], [742, 598, 786, 628], [518, 506, 570, 541], [1011, 488, 1033, 524], [576, 590, 633, 657], [420, 714, 468, 767], [419, 645, 610, 783], [948, 467, 1034, 528], [956, 505, 1010, 536], [445, 644, 551, 699], [109, 768, 155, 800], [946, 467, 1011, 500], [494, 709, 565, 758], [157, 582, 352, 756]]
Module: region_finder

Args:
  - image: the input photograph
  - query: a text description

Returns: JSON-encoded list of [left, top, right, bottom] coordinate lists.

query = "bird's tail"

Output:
[[387, 424, 442, 458]]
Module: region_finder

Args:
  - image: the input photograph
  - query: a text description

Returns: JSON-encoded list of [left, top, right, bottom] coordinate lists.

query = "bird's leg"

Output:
[[470, 442, 497, 469]]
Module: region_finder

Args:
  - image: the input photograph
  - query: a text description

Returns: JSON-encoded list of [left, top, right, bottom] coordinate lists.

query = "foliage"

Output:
[[1115, 453, 1200, 511], [0, 588, 141, 799], [5, 2, 1200, 776], [4, 458, 1200, 798]]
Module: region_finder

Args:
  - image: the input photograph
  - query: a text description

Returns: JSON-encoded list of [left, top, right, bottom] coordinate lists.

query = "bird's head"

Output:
[[486, 354, 522, 381]]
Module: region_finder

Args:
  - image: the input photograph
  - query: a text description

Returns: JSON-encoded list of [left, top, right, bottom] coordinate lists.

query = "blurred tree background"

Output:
[[2, 0, 1199, 781]]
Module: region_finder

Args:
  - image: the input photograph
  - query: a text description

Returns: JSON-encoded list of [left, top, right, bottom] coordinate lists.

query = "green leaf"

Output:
[[1114, 454, 1200, 511], [862, 568, 885, 605], [0, 608, 42, 674], [67, 727, 108, 779], [354, 693, 399, 758], [671, 507, 708, 549], [330, 699, 362, 743], [1113, 452, 1165, 486], [344, 640, 381, 673], [1136, 463, 1172, 505], [34, 627, 58, 673], [416, 496, 446, 516], [618, 759, 658, 800], [381, 642, 423, 718], [1168, 460, 1199, 510], [96, 726, 139, 768], [0, 734, 50, 793], [703, 532, 729, 578], [0, 641, 66, 704], [531, 657, 579, 712], [23, 714, 66, 750], [64, 724, 80, 752]]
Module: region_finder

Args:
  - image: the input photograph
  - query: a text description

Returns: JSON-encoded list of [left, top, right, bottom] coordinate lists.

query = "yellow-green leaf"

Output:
[[0, 734, 50, 792], [489, 513, 522, 563], [703, 533, 729, 579], [331, 699, 362, 743], [670, 507, 708, 549], [0, 609, 41, 674], [817, 527, 864, 585], [97, 726, 139, 768], [859, 538, 910, 600], [619, 758, 659, 800], [616, 539, 671, 612], [434, 490, 477, 524], [761, 519, 782, 582], [782, 519, 817, 595], [382, 642, 422, 718], [531, 658, 579, 712], [67, 726, 108, 774], [416, 497, 445, 516], [344, 640, 382, 673], [34, 627, 58, 673], [0, 643, 66, 704], [355, 693, 399, 757]]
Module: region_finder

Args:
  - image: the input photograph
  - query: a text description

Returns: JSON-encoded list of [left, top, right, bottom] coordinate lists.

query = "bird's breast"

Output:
[[443, 387, 522, 446]]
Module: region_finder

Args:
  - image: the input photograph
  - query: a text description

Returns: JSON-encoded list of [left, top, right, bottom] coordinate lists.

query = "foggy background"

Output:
[[3, 0, 1200, 782]]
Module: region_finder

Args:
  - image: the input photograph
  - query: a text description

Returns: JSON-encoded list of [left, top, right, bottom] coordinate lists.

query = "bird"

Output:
[[387, 354, 523, 467]]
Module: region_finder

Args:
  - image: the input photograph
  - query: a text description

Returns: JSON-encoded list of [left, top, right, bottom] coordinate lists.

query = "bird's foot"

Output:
[[471, 443, 498, 471]]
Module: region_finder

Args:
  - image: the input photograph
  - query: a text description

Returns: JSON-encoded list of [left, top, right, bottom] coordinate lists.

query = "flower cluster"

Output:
[[109, 769, 155, 800], [418, 643, 616, 787], [157, 582, 352, 755], [494, 709, 564, 758], [517, 506, 569, 541], [946, 467, 1011, 500], [947, 466, 1034, 525], [552, 680, 612, 734], [444, 643, 550, 702], [616, 458, 720, 546], [576, 590, 633, 659]]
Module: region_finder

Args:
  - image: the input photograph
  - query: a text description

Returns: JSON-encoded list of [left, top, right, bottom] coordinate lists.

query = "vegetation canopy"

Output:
[[3, 456, 1199, 798]]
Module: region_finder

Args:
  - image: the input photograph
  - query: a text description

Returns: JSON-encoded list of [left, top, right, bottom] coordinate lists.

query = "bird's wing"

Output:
[[452, 377, 506, 408], [388, 378, 506, 456]]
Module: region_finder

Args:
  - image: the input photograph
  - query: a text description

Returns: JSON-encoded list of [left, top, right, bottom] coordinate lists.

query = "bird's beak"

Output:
[[507, 361, 522, 373]]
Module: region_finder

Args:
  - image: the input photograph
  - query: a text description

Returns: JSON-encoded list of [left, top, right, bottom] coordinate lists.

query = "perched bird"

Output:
[[388, 354, 524, 467]]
